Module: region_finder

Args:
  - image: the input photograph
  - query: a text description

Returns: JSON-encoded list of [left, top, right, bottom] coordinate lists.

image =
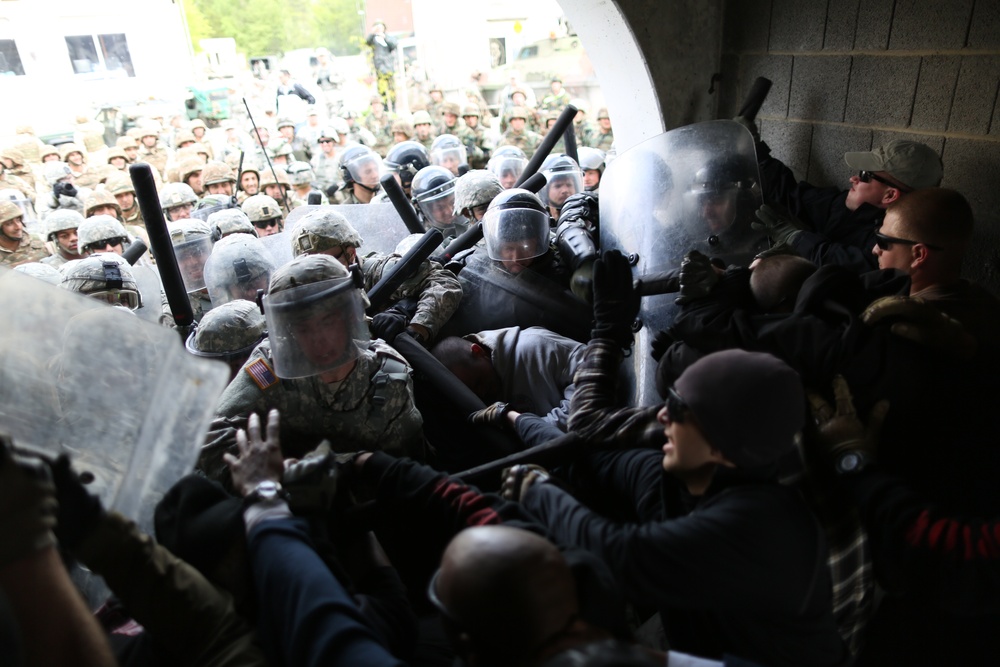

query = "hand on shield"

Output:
[[224, 410, 284, 498], [750, 204, 807, 246], [591, 250, 639, 348], [675, 250, 721, 305]]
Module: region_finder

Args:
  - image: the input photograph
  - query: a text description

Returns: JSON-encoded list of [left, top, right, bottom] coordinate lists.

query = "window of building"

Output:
[[65, 33, 134, 77], [0, 38, 25, 76]]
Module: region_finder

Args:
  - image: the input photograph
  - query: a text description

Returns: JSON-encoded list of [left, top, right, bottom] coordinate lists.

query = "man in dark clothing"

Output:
[[746, 126, 943, 273], [275, 69, 316, 105]]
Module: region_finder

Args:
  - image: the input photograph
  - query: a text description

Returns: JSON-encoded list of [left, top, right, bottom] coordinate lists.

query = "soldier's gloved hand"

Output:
[[468, 401, 511, 428], [570, 259, 595, 304], [53, 181, 78, 199], [283, 443, 341, 515], [675, 250, 720, 305], [751, 204, 807, 246], [371, 307, 409, 343], [0, 443, 58, 567], [861, 296, 977, 359], [558, 192, 600, 230], [807, 376, 888, 464], [591, 250, 639, 348], [50, 455, 105, 551], [500, 464, 551, 502]]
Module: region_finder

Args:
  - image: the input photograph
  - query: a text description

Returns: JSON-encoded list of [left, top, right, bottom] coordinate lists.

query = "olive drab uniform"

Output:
[[361, 252, 463, 341], [539, 89, 571, 114], [457, 126, 491, 169], [499, 127, 543, 159], [1, 236, 50, 267], [311, 151, 343, 193], [137, 145, 169, 178], [0, 171, 35, 203], [574, 120, 595, 151], [363, 112, 395, 156], [590, 128, 614, 152], [198, 339, 424, 483]]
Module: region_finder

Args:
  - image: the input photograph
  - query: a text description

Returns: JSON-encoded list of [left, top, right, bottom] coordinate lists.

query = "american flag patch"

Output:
[[245, 358, 279, 391]]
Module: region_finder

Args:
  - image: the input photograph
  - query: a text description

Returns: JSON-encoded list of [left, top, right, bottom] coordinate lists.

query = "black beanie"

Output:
[[154, 474, 245, 576], [673, 349, 804, 469]]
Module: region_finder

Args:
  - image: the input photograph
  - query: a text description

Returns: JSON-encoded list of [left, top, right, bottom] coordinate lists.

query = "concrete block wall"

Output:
[[717, 0, 1000, 291]]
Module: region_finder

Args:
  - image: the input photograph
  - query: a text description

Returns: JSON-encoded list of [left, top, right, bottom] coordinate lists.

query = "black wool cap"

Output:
[[673, 349, 804, 469]]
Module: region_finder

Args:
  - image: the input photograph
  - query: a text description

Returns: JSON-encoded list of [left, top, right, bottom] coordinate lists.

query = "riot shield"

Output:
[[440, 251, 592, 342], [600, 120, 765, 406], [0, 268, 229, 533], [131, 262, 169, 324], [285, 203, 412, 256]]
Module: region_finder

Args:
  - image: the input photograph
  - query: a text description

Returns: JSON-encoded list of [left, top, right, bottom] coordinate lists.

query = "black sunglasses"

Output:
[[874, 226, 943, 252], [252, 219, 280, 229], [85, 237, 126, 252], [859, 170, 912, 193], [318, 138, 334, 144], [665, 386, 689, 424]]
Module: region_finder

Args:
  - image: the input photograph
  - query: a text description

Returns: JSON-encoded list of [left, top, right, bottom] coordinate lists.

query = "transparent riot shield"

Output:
[[0, 268, 229, 533], [440, 251, 592, 342], [131, 263, 169, 324], [285, 203, 412, 256], [600, 120, 765, 406]]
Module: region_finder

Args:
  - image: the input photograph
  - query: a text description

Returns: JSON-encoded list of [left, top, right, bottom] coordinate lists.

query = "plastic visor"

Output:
[[345, 154, 383, 189], [204, 238, 275, 307], [172, 236, 214, 293], [599, 119, 763, 406], [415, 184, 461, 229], [262, 277, 370, 379], [285, 203, 411, 257], [431, 145, 468, 173], [482, 207, 550, 263], [487, 156, 527, 189], [540, 170, 584, 208], [0, 268, 229, 533]]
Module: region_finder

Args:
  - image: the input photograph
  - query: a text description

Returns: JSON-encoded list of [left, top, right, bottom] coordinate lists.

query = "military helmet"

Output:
[[330, 117, 351, 136], [1, 147, 25, 167], [258, 166, 290, 189], [198, 194, 232, 210], [116, 136, 139, 150], [204, 233, 276, 307], [430, 134, 468, 173], [461, 106, 481, 118], [59, 142, 86, 162], [207, 208, 254, 239], [189, 118, 209, 131], [159, 182, 198, 210], [46, 209, 85, 241], [492, 145, 527, 161], [509, 106, 529, 121], [13, 262, 63, 286], [391, 119, 414, 138], [453, 170, 503, 217], [577, 147, 607, 174], [286, 161, 315, 187], [77, 215, 129, 254], [174, 129, 197, 146], [487, 145, 528, 187], [106, 147, 129, 164], [441, 102, 461, 117], [384, 141, 430, 190], [411, 165, 456, 202], [596, 108, 610, 120], [0, 200, 22, 224], [482, 188, 550, 264], [105, 172, 135, 196], [291, 209, 363, 258], [44, 162, 73, 186], [241, 194, 283, 223], [317, 126, 340, 141], [202, 160, 236, 186], [84, 190, 123, 219], [412, 110, 433, 126], [169, 220, 214, 293], [185, 299, 267, 360], [273, 142, 294, 159], [59, 253, 142, 310], [339, 145, 382, 187], [276, 118, 295, 130], [539, 154, 584, 208], [40, 145, 61, 162], [179, 158, 204, 184]]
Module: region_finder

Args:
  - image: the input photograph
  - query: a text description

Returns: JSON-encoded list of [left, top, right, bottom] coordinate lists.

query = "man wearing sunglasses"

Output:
[[747, 128, 942, 272]]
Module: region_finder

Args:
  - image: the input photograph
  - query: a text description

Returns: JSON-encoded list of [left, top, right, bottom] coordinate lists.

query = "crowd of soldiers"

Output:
[[2, 67, 999, 667]]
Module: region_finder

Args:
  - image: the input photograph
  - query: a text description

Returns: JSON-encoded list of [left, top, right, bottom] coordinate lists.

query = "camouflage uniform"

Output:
[[499, 127, 544, 159], [539, 89, 571, 114], [310, 151, 343, 193], [0, 235, 49, 267], [199, 338, 423, 483], [590, 129, 615, 152], [0, 170, 35, 203], [363, 111, 394, 156], [339, 188, 367, 205], [137, 145, 170, 178], [361, 252, 463, 341]]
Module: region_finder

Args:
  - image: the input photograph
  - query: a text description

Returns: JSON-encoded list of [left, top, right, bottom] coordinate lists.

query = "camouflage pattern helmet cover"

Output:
[[84, 190, 123, 218], [59, 142, 86, 162], [0, 200, 22, 224], [59, 252, 142, 310], [412, 110, 433, 126], [44, 162, 73, 186], [453, 170, 503, 216], [186, 299, 267, 358], [13, 262, 62, 285], [207, 208, 254, 238], [241, 194, 283, 223], [77, 215, 128, 251], [291, 209, 363, 258], [46, 209, 85, 240], [286, 161, 315, 186], [105, 173, 136, 196], [179, 158, 204, 183], [159, 182, 198, 210], [202, 161, 237, 186], [204, 233, 276, 306]]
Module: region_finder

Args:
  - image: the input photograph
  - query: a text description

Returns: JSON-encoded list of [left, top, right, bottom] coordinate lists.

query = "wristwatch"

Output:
[[245, 480, 288, 506], [835, 451, 870, 475]]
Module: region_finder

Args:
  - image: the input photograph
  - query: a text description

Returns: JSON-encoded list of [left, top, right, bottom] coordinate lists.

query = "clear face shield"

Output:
[[488, 156, 527, 190], [172, 236, 214, 293], [87, 289, 142, 310], [204, 240, 276, 307], [685, 183, 742, 236], [540, 170, 583, 209], [482, 207, 550, 275], [346, 154, 383, 190], [262, 277, 370, 379], [415, 182, 465, 230], [431, 145, 468, 176]]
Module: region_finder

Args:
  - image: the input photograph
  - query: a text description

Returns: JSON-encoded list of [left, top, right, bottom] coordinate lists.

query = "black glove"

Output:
[[675, 250, 720, 305], [53, 181, 78, 199], [51, 455, 105, 550], [650, 329, 675, 362], [557, 192, 600, 231], [468, 401, 511, 428], [591, 250, 639, 348], [750, 204, 807, 246], [283, 443, 341, 515], [370, 307, 409, 342]]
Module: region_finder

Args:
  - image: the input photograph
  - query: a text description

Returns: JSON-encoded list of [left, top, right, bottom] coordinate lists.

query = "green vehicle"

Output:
[[185, 85, 231, 126]]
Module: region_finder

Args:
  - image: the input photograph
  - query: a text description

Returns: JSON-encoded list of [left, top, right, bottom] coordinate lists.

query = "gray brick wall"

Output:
[[719, 0, 1000, 291]]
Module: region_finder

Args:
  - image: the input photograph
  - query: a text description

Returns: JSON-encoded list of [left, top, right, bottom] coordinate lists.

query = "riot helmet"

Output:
[[59, 253, 142, 310], [539, 154, 583, 212], [686, 157, 758, 235], [207, 208, 255, 239], [430, 134, 468, 176], [262, 254, 369, 379], [241, 194, 283, 236], [168, 220, 214, 293], [185, 299, 268, 376], [159, 182, 198, 221], [411, 166, 463, 231], [286, 161, 316, 187], [77, 215, 129, 255], [453, 170, 503, 220], [339, 145, 382, 192], [204, 233, 276, 306], [577, 147, 606, 191], [290, 209, 363, 260], [482, 188, 550, 275], [487, 146, 528, 190], [383, 141, 431, 194]]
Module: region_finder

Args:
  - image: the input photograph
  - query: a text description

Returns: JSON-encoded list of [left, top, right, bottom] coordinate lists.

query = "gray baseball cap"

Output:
[[844, 140, 943, 190]]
